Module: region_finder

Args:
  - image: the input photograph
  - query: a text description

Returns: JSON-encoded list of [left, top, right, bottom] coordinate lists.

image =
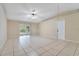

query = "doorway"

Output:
[[19, 24, 31, 46], [20, 24, 30, 36], [57, 20, 65, 40]]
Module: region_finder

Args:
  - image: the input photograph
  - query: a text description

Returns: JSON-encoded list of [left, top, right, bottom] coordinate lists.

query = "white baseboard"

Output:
[[39, 35, 79, 44], [65, 40, 79, 44]]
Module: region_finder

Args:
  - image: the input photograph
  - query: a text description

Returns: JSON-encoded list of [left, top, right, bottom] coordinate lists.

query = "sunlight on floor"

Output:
[[19, 35, 30, 47], [0, 35, 79, 56]]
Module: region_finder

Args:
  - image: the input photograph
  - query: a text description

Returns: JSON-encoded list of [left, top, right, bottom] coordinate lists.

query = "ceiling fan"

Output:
[[31, 9, 36, 16], [19, 8, 45, 19]]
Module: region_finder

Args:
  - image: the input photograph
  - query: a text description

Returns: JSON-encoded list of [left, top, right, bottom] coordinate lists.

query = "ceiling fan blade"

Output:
[[36, 14, 45, 19]]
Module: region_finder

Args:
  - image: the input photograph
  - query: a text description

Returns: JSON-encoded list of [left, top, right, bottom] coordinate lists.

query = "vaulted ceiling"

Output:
[[3, 3, 79, 23]]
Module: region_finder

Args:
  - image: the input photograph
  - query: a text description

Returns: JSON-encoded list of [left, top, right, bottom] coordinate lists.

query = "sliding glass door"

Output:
[[20, 24, 30, 36]]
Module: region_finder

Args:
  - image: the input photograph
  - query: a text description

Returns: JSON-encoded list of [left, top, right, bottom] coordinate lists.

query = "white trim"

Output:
[[65, 40, 79, 44]]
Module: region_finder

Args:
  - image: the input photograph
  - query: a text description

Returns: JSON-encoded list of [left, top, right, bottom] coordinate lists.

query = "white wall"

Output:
[[0, 5, 7, 49], [30, 23, 39, 35], [39, 19, 58, 39], [7, 21, 39, 39], [7, 20, 20, 40], [65, 13, 79, 43], [39, 12, 79, 43], [57, 13, 79, 43]]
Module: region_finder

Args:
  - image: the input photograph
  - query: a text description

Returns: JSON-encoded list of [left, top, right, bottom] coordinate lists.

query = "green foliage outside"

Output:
[[20, 24, 28, 33]]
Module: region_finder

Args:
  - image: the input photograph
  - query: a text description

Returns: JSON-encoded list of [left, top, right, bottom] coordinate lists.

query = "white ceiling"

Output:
[[3, 3, 79, 23]]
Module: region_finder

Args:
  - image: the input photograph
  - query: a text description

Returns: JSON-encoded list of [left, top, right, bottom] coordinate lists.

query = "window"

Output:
[[20, 24, 30, 35]]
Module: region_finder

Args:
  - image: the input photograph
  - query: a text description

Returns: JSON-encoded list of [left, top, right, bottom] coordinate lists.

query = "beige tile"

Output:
[[45, 42, 67, 56], [1, 52, 13, 56], [1, 47, 13, 56], [0, 47, 4, 55], [14, 46, 23, 52], [74, 44, 79, 56], [35, 48, 46, 54], [23, 47, 33, 53], [27, 50, 39, 56], [52, 42, 67, 50], [42, 47, 50, 51], [74, 48, 79, 56], [45, 40, 65, 50], [0, 35, 78, 56], [41, 52, 55, 56], [14, 50, 27, 56], [47, 48, 60, 55], [58, 43, 77, 56], [13, 46, 25, 56]]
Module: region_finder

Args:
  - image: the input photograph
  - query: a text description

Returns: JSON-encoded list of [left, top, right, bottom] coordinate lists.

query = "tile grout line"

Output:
[[37, 48, 48, 56], [3, 37, 79, 56], [20, 43, 29, 56], [39, 43, 64, 54], [73, 44, 79, 56], [20, 44, 44, 56], [0, 39, 9, 56], [38, 41, 57, 56], [22, 45, 40, 56], [56, 43, 69, 56], [13, 40, 14, 56], [39, 41, 65, 56], [37, 40, 56, 49]]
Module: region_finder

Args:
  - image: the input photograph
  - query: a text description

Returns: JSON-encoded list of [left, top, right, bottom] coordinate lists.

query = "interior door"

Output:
[[57, 20, 65, 40]]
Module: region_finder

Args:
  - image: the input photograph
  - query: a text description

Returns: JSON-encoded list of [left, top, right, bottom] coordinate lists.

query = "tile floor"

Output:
[[0, 35, 79, 56]]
